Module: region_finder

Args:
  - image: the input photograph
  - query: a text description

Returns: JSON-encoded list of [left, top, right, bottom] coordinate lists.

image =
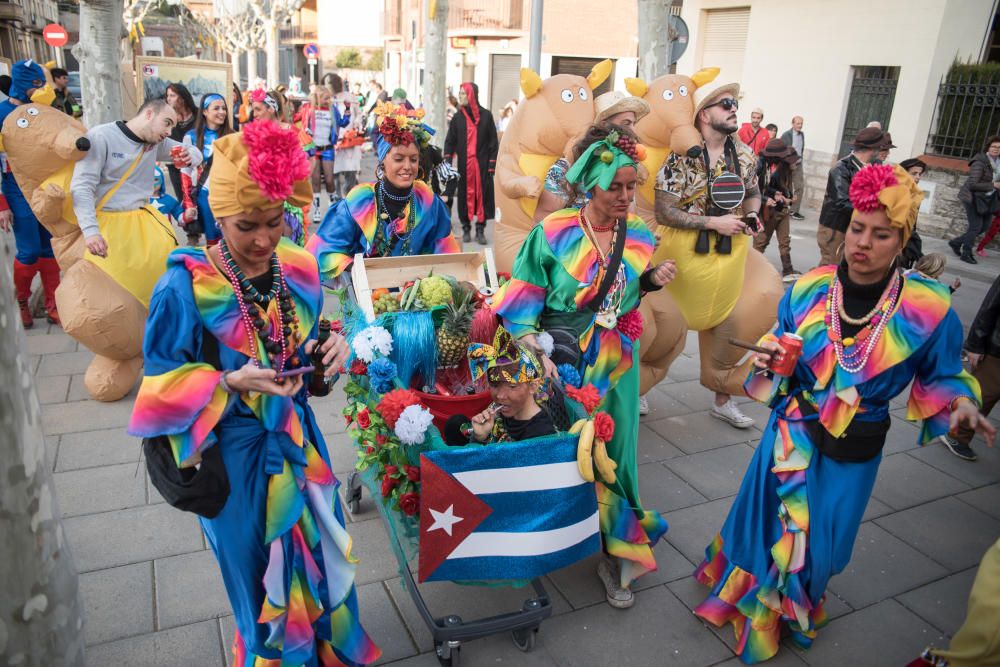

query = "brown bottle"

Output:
[[309, 318, 332, 397]]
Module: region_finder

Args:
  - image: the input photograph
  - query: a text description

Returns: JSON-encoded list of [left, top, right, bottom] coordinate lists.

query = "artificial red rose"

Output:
[[399, 492, 420, 516], [384, 465, 399, 477], [566, 383, 602, 415], [344, 413, 352, 426], [380, 475, 398, 497], [617, 309, 644, 341], [365, 445, 375, 455], [330, 320, 344, 334], [376, 434, 388, 446], [350, 360, 368, 376], [377, 389, 422, 429], [405, 465, 420, 482], [356, 408, 371, 429], [593, 411, 615, 442]]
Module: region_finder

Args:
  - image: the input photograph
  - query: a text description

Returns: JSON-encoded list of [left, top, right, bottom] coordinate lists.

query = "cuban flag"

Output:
[[418, 434, 600, 583]]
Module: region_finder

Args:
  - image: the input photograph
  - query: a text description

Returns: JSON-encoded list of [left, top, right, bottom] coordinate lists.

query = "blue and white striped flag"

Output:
[[418, 434, 600, 582]]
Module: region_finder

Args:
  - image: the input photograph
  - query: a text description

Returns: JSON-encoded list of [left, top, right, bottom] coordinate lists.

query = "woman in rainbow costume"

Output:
[[307, 102, 460, 282], [693, 163, 996, 664], [128, 120, 381, 666], [493, 123, 677, 609]]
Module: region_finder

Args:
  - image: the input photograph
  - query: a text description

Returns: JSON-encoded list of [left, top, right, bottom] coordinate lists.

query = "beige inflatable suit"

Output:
[[3, 105, 148, 402], [628, 74, 784, 396]]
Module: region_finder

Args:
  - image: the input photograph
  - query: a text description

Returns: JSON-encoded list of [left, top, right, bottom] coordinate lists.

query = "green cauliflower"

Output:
[[418, 275, 453, 307]]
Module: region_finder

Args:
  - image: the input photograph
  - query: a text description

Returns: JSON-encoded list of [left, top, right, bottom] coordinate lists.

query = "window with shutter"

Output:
[[699, 6, 751, 83]]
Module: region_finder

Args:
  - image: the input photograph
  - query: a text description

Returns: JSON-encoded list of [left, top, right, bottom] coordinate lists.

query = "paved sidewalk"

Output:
[[28, 212, 1000, 667]]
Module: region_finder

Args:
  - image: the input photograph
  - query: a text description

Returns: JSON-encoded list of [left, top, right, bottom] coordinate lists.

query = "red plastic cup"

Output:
[[769, 333, 803, 377]]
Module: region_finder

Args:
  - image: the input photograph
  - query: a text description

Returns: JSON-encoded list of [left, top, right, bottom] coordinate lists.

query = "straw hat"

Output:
[[692, 80, 741, 121], [595, 90, 650, 124]]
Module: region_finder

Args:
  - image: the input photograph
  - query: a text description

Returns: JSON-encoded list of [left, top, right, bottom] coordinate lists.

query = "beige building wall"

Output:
[[676, 0, 994, 163]]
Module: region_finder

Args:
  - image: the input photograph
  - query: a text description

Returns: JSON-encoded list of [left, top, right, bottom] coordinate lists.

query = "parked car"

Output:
[[67, 71, 82, 107]]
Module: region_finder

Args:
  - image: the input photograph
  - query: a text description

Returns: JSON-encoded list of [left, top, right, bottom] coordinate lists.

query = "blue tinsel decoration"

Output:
[[557, 363, 582, 388], [389, 310, 437, 389]]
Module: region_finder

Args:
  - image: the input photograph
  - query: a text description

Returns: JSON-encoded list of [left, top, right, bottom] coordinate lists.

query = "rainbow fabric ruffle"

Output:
[[695, 535, 828, 664], [597, 483, 667, 587], [493, 278, 547, 339]]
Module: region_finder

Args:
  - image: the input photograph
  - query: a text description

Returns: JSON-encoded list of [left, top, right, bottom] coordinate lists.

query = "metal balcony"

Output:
[[448, 0, 525, 36]]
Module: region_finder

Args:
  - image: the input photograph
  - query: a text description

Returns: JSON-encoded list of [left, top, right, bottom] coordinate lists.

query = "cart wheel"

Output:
[[345, 472, 362, 515], [512, 627, 537, 652]]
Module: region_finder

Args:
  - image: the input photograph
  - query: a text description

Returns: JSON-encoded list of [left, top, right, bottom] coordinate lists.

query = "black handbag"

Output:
[[540, 219, 628, 368], [973, 190, 997, 216], [143, 332, 231, 518]]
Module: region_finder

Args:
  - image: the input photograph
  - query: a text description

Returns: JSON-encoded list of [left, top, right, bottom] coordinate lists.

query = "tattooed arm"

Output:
[[654, 189, 708, 230]]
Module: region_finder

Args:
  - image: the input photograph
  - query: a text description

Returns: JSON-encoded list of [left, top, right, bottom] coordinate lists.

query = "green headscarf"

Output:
[[565, 131, 638, 193]]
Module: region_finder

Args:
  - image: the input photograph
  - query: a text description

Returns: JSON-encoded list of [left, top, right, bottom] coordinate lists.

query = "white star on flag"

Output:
[[426, 505, 463, 537]]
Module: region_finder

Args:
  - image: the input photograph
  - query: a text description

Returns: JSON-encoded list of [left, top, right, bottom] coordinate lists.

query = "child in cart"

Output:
[[452, 328, 559, 444]]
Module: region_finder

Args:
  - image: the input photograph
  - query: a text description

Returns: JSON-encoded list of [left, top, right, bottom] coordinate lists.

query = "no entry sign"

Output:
[[43, 24, 69, 48]]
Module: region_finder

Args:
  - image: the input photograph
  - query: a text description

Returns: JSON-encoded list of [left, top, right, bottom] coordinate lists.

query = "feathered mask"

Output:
[[373, 101, 435, 162], [565, 129, 646, 193], [469, 327, 542, 385], [848, 163, 924, 245]]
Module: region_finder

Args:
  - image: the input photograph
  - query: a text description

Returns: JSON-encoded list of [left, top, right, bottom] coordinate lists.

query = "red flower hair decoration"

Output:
[[241, 120, 311, 202], [849, 163, 898, 212]]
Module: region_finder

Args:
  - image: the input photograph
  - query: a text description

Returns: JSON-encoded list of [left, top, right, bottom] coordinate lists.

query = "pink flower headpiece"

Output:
[[241, 119, 311, 201], [848, 163, 923, 244]]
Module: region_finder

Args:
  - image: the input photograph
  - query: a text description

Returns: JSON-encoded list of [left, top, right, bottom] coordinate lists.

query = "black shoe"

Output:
[[948, 238, 962, 256], [476, 228, 487, 245], [462, 229, 472, 243], [790, 212, 805, 220], [939, 435, 977, 461], [960, 252, 978, 264]]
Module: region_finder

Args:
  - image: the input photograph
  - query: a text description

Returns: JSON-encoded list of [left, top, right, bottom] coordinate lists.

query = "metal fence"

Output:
[[925, 72, 1000, 160]]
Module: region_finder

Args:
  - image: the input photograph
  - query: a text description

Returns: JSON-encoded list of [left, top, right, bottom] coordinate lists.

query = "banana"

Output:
[[569, 419, 587, 435], [592, 437, 617, 484], [576, 419, 595, 482]]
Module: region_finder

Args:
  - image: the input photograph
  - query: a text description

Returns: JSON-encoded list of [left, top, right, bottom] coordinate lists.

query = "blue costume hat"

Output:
[[9, 59, 46, 102]]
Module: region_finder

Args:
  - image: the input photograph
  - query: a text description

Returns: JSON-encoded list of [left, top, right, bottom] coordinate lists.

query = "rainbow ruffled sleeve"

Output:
[[494, 226, 553, 339], [306, 197, 362, 282], [906, 309, 982, 444], [127, 266, 232, 467], [744, 286, 796, 404]]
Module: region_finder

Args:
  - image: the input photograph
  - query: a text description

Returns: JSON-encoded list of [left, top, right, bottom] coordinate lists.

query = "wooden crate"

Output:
[[351, 250, 499, 321]]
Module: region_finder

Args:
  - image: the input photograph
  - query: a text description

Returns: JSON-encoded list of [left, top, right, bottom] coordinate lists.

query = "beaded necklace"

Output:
[[217, 239, 301, 373], [825, 270, 902, 373], [372, 182, 416, 257]]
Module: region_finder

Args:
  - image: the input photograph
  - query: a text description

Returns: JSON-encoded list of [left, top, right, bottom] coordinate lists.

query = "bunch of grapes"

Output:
[[373, 292, 400, 315], [615, 134, 639, 162]]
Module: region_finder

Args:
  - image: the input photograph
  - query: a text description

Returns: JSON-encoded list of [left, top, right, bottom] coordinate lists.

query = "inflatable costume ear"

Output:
[[520, 68, 542, 98], [624, 77, 648, 98], [587, 59, 612, 90], [690, 67, 721, 89]]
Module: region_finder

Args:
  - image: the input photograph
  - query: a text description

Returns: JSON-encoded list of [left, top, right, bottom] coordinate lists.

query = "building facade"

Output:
[[0, 0, 63, 65]]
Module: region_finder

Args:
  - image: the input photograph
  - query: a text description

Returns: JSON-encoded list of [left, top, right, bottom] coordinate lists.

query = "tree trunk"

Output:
[[0, 235, 86, 666], [231, 50, 242, 89], [74, 0, 125, 125], [264, 17, 279, 87], [246, 48, 259, 82], [637, 0, 671, 80], [424, 0, 448, 142]]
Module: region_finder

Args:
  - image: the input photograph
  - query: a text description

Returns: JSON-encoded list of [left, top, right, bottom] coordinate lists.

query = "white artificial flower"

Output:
[[352, 325, 393, 363], [395, 404, 434, 446], [536, 331, 554, 358]]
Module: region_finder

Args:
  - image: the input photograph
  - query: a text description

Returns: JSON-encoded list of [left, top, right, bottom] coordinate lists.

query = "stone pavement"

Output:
[[27, 206, 1000, 667]]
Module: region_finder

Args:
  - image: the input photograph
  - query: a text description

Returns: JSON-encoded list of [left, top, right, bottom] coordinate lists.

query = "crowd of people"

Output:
[[2, 55, 999, 666]]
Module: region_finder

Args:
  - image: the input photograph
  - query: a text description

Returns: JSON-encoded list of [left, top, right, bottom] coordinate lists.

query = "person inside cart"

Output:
[[464, 327, 558, 444], [306, 102, 460, 283]]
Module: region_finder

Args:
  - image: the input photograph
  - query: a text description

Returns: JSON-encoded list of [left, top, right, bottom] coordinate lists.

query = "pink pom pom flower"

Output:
[[241, 119, 311, 202], [617, 308, 644, 341], [849, 163, 898, 213]]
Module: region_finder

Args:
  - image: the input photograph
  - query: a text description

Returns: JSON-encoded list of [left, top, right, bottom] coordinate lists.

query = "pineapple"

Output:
[[437, 284, 476, 368]]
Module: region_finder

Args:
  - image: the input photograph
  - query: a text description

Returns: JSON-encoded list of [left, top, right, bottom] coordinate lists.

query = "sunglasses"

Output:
[[705, 98, 739, 112]]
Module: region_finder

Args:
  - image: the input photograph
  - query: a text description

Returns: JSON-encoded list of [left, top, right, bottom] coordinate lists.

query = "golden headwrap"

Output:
[[468, 327, 542, 385], [208, 120, 312, 218], [849, 163, 924, 245]]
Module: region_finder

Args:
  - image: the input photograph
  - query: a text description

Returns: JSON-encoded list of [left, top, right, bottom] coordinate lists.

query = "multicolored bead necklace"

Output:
[[373, 182, 416, 256], [825, 271, 902, 373], [217, 239, 301, 373]]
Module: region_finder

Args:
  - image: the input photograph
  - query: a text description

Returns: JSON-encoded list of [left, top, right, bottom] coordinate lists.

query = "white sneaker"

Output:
[[710, 399, 754, 429], [638, 395, 649, 416], [311, 200, 322, 223], [597, 558, 634, 609]]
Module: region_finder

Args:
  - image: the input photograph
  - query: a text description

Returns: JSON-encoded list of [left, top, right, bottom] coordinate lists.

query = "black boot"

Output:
[[462, 223, 472, 243], [475, 224, 487, 245], [960, 248, 978, 264], [948, 238, 962, 256]]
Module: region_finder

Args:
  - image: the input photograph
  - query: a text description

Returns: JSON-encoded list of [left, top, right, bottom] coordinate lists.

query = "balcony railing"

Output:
[[279, 24, 318, 42], [449, 0, 524, 33]]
